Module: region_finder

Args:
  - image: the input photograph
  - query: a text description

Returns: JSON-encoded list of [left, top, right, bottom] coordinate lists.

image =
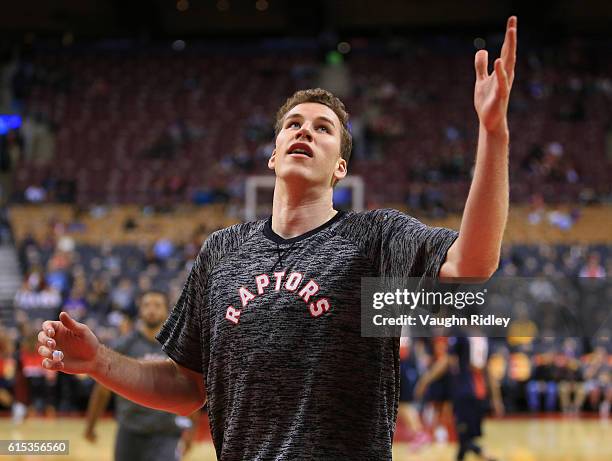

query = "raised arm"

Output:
[[440, 16, 517, 279], [37, 312, 206, 417]]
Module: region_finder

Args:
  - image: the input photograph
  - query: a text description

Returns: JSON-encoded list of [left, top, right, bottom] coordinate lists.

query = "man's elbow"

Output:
[[174, 400, 205, 417], [446, 258, 499, 281], [458, 260, 499, 280], [441, 242, 499, 281]]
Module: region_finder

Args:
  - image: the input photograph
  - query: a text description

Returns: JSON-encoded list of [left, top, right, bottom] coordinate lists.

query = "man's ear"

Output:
[[268, 149, 276, 170], [333, 157, 348, 182]]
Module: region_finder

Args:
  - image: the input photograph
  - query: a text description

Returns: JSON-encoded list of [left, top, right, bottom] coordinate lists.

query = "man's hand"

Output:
[[37, 311, 101, 374], [474, 16, 517, 134]]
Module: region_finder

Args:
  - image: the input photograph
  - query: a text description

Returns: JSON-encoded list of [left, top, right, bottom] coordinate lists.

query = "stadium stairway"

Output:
[[0, 244, 21, 326]]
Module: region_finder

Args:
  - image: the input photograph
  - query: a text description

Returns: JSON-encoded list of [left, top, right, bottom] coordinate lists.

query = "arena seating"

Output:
[[9, 38, 612, 207]]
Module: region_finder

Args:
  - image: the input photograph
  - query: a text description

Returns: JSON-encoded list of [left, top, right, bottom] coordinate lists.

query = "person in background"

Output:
[[84, 290, 199, 461], [416, 335, 504, 461]]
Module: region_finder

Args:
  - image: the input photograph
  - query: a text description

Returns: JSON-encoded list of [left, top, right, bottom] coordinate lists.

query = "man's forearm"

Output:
[[444, 124, 509, 277], [91, 345, 205, 416]]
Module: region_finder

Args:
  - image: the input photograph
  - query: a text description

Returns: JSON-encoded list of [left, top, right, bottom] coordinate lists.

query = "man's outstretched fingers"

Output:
[[504, 29, 517, 72], [474, 49, 488, 81], [501, 17, 517, 76]]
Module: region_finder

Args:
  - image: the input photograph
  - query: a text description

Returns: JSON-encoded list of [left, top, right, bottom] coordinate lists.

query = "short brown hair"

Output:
[[140, 289, 170, 310], [274, 88, 352, 165]]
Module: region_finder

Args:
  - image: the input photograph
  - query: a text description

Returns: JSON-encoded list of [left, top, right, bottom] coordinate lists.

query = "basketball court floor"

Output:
[[1, 416, 610, 460]]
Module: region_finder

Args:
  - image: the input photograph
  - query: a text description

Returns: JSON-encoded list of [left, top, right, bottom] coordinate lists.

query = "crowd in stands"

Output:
[[0, 35, 610, 214], [0, 207, 11, 244]]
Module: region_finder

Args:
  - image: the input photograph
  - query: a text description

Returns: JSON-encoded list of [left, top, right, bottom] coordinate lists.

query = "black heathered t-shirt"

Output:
[[113, 330, 182, 435], [156, 208, 458, 460]]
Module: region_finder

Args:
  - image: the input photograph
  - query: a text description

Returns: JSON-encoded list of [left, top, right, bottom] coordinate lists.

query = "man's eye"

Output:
[[317, 126, 329, 133], [288, 121, 300, 128]]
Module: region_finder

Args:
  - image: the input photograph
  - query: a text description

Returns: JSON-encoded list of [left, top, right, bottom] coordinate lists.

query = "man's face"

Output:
[[269, 102, 347, 186], [139, 293, 168, 329]]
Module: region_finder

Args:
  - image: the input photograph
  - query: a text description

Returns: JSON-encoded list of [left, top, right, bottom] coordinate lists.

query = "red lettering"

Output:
[[225, 306, 241, 324], [239, 287, 255, 308], [273, 272, 285, 291], [298, 279, 320, 303], [285, 272, 303, 291], [309, 298, 330, 317], [255, 274, 270, 295]]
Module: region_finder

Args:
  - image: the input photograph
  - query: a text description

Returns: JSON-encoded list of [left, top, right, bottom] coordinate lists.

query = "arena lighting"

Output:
[[0, 115, 21, 135], [172, 40, 186, 51], [337, 41, 351, 54], [176, 0, 189, 12], [255, 0, 269, 11]]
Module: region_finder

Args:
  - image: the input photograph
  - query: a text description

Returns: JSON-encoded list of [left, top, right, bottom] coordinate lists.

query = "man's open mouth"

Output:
[[287, 143, 313, 157]]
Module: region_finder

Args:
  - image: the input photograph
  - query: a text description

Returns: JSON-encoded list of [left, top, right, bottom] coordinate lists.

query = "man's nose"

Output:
[[295, 124, 313, 141]]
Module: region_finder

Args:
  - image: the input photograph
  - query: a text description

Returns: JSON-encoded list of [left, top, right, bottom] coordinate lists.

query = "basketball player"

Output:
[[421, 336, 454, 443], [398, 337, 431, 450], [37, 17, 517, 460], [83, 290, 198, 461], [415, 335, 504, 461]]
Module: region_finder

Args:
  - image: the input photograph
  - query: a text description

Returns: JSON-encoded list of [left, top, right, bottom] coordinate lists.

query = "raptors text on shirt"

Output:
[[225, 271, 330, 324]]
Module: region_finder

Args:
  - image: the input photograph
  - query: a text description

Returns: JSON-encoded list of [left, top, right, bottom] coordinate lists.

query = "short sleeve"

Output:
[[156, 242, 210, 374], [379, 209, 458, 278]]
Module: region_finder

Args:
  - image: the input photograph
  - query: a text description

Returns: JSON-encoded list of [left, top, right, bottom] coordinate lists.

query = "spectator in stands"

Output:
[[555, 338, 585, 414], [110, 277, 136, 316], [527, 350, 558, 413], [62, 284, 89, 322], [143, 244, 162, 269], [101, 242, 121, 276], [20, 113, 55, 165], [0, 206, 11, 243], [86, 275, 113, 321], [14, 269, 62, 320], [579, 252, 606, 278], [575, 347, 610, 415], [245, 108, 272, 142], [0, 329, 15, 411], [45, 255, 71, 295], [137, 274, 153, 294]]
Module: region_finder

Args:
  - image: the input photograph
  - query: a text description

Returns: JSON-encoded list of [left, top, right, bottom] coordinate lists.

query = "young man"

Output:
[[83, 290, 198, 461], [37, 17, 517, 460]]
